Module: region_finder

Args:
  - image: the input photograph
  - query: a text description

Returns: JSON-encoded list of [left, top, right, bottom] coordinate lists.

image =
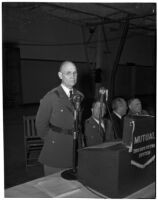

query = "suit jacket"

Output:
[[109, 112, 124, 139], [35, 85, 84, 168], [84, 117, 107, 147]]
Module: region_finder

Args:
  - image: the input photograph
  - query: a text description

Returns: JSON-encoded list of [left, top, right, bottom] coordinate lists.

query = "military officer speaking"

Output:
[[36, 61, 84, 176]]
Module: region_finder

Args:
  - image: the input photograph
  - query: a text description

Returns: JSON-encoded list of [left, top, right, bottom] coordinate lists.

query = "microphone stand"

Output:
[[61, 102, 80, 180], [72, 109, 79, 173], [104, 98, 118, 139], [99, 87, 117, 140], [99, 93, 104, 141]]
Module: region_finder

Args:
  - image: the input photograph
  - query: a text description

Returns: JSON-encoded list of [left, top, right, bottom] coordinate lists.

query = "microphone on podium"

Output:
[[99, 87, 108, 102]]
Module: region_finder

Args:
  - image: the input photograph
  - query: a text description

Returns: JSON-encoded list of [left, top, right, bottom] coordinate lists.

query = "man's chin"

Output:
[[71, 82, 76, 87]]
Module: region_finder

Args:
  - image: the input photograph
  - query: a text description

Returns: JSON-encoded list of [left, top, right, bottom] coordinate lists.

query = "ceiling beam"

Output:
[[4, 3, 156, 33], [42, 3, 156, 32], [94, 3, 136, 16], [44, 3, 104, 19], [86, 14, 155, 32], [93, 3, 156, 27], [50, 4, 156, 32], [40, 7, 83, 26]]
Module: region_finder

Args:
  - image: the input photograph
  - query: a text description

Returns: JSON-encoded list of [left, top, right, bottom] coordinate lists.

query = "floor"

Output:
[[3, 104, 44, 189]]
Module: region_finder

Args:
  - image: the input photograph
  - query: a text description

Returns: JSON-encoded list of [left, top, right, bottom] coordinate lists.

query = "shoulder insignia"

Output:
[[54, 90, 60, 98], [92, 125, 96, 129]]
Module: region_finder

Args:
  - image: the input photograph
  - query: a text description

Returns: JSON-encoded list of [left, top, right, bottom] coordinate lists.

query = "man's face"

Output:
[[120, 100, 127, 116], [130, 99, 142, 114], [92, 102, 106, 120], [58, 62, 77, 89]]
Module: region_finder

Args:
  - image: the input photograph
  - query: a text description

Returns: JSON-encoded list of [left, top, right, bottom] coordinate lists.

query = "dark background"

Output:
[[2, 2, 156, 189]]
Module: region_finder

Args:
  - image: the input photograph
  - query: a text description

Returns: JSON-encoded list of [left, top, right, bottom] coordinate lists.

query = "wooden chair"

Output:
[[23, 115, 43, 167]]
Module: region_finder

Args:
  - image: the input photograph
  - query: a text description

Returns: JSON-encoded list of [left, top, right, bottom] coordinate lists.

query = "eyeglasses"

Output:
[[62, 72, 78, 77]]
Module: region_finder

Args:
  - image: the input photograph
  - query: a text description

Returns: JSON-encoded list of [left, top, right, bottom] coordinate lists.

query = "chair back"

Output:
[[23, 115, 38, 138], [23, 115, 43, 167]]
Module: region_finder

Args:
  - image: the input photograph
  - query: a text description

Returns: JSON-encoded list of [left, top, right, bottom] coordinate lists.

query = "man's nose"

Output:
[[70, 72, 77, 78]]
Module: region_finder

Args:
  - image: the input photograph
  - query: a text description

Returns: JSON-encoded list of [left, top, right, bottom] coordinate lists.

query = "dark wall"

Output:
[[114, 64, 155, 98], [21, 59, 94, 104], [3, 46, 22, 107], [114, 64, 156, 113]]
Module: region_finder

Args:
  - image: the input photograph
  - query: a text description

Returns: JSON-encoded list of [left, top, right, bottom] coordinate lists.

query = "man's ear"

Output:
[[58, 72, 62, 80], [129, 104, 132, 110]]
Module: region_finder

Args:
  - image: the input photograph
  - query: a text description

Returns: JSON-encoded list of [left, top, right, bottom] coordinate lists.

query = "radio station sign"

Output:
[[130, 116, 155, 169]]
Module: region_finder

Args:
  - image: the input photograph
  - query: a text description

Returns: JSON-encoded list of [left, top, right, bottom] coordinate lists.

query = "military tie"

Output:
[[69, 90, 73, 102]]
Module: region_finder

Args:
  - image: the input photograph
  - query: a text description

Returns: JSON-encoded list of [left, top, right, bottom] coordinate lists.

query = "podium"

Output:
[[77, 142, 155, 198]]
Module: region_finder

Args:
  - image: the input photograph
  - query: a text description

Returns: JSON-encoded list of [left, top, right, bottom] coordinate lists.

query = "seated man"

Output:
[[84, 101, 107, 147], [128, 98, 149, 116], [107, 97, 127, 140]]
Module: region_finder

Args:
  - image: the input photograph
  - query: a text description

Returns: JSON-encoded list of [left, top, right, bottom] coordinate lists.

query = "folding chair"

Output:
[[23, 115, 43, 167]]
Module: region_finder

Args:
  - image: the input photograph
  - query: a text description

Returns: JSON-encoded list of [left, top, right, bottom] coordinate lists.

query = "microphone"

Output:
[[99, 87, 108, 102], [105, 89, 108, 102], [72, 94, 82, 110], [99, 87, 106, 95]]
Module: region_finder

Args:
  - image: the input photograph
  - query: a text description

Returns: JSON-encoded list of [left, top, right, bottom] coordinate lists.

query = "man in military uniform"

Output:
[[84, 101, 107, 147], [36, 61, 84, 175]]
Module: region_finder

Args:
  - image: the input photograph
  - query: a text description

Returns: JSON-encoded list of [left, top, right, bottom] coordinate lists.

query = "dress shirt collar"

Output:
[[93, 117, 104, 125], [93, 117, 105, 131], [93, 117, 99, 124], [61, 84, 73, 97], [113, 111, 122, 119]]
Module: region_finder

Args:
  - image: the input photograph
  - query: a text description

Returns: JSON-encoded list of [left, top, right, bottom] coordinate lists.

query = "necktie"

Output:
[[69, 90, 72, 99], [69, 90, 73, 101]]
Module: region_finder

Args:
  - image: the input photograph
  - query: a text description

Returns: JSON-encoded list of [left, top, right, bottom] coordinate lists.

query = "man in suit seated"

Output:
[[128, 98, 149, 116], [84, 101, 107, 147], [107, 97, 127, 140]]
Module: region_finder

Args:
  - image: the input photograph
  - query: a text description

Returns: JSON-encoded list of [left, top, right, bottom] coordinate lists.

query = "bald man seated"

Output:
[[109, 97, 128, 140]]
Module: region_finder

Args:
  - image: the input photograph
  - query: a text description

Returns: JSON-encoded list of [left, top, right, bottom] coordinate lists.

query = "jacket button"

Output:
[[52, 140, 55, 144]]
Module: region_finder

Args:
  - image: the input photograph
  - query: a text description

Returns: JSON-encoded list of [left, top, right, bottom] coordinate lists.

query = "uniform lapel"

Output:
[[91, 117, 105, 140], [91, 117, 99, 127], [57, 86, 74, 115]]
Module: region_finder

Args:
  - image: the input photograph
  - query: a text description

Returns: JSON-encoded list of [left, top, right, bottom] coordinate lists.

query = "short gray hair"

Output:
[[112, 97, 125, 110]]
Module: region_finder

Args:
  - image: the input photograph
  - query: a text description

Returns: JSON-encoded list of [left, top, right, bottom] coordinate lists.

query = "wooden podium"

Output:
[[77, 142, 155, 198]]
